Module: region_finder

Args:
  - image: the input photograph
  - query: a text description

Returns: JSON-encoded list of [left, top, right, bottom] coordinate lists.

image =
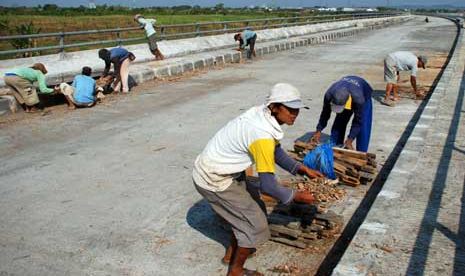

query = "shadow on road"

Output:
[[186, 199, 230, 250], [406, 66, 465, 276]]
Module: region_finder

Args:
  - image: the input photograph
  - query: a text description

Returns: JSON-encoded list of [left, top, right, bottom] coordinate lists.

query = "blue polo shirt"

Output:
[[72, 75, 95, 104]]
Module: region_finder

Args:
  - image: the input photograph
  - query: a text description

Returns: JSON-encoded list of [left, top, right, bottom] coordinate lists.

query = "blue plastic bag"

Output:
[[303, 143, 336, 180]]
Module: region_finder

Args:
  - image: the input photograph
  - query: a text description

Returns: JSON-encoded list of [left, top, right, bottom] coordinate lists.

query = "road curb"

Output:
[[332, 20, 464, 276]]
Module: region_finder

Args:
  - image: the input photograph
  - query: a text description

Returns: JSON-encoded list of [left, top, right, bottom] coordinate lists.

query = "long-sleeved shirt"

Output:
[[137, 17, 157, 37], [193, 104, 300, 204], [255, 144, 301, 204], [102, 47, 130, 76], [9, 67, 53, 94], [316, 76, 373, 139]]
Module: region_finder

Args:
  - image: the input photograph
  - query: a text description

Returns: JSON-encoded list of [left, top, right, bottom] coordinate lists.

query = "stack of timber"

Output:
[[291, 141, 378, 187], [267, 203, 343, 249], [261, 178, 344, 249]]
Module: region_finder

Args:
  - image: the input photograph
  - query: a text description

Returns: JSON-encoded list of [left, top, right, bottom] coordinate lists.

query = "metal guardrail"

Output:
[[0, 12, 400, 57]]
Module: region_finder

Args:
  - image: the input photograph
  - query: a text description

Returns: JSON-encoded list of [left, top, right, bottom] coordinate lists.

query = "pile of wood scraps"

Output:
[[291, 141, 378, 187], [260, 177, 344, 249], [267, 203, 343, 249]]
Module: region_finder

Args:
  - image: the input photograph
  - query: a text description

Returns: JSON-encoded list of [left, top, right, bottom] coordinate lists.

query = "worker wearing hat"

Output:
[[311, 76, 373, 152], [383, 51, 428, 106], [134, 14, 164, 60], [193, 83, 323, 276]]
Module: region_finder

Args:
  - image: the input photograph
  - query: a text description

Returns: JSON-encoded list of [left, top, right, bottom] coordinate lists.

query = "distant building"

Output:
[[342, 7, 356, 12], [317, 7, 337, 12]]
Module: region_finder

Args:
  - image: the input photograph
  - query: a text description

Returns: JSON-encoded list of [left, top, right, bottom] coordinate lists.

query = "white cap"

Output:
[[266, 83, 308, 109]]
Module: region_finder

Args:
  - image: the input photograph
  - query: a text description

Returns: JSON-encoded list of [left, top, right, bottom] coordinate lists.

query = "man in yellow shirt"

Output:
[[193, 83, 323, 276]]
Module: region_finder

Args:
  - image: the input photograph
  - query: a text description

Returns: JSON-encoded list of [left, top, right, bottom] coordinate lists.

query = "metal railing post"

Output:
[[195, 23, 200, 37], [59, 32, 65, 54], [116, 28, 122, 46], [160, 27, 165, 40]]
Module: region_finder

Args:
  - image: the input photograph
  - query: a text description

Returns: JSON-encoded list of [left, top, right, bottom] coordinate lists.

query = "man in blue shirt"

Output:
[[311, 76, 373, 152], [234, 30, 257, 59], [59, 66, 97, 109], [98, 47, 136, 93]]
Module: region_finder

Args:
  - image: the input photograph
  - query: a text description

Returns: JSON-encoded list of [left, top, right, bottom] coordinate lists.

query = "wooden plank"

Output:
[[300, 231, 318, 240], [333, 147, 369, 159], [268, 213, 301, 229], [270, 237, 307, 249], [269, 224, 302, 239]]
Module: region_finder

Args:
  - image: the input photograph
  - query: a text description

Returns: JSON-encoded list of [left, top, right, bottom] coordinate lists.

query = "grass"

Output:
[[0, 13, 277, 58], [0, 14, 272, 34], [1, 12, 343, 58]]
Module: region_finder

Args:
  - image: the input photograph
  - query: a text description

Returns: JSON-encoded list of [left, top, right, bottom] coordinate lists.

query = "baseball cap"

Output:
[[266, 83, 308, 109], [418, 55, 428, 69], [329, 86, 350, 113]]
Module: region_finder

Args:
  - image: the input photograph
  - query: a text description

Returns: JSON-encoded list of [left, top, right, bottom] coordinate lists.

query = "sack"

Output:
[[303, 143, 336, 180]]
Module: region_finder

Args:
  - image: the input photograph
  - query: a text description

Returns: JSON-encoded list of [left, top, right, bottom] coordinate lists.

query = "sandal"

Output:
[[25, 107, 41, 113], [243, 269, 263, 276], [381, 98, 395, 107]]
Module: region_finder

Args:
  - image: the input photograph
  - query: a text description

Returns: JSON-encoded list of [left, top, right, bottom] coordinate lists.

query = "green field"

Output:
[[0, 14, 274, 34], [0, 13, 285, 58]]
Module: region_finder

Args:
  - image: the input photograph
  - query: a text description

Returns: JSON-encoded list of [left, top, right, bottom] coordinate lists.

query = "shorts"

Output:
[[384, 56, 397, 84], [194, 177, 270, 248], [4, 75, 39, 106], [147, 34, 158, 52], [59, 83, 94, 107]]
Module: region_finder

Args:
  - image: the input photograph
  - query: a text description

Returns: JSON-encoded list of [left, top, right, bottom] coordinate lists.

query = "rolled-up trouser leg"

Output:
[[120, 58, 130, 92], [194, 179, 270, 248]]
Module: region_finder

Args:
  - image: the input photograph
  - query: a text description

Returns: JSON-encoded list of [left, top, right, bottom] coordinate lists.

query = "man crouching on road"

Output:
[[192, 83, 323, 276]]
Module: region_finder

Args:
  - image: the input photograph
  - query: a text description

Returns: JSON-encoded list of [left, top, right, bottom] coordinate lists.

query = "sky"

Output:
[[1, 0, 464, 8]]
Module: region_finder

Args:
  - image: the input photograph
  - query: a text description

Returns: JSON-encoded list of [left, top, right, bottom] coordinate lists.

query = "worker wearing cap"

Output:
[[193, 83, 323, 276], [234, 30, 257, 59], [134, 14, 164, 60], [311, 76, 373, 152], [383, 51, 427, 105]]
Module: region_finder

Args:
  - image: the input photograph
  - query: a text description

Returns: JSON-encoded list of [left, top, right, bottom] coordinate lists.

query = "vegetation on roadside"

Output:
[[0, 4, 403, 59]]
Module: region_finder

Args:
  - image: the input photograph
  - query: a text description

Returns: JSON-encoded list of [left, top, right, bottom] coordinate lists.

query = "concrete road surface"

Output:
[[0, 17, 456, 275]]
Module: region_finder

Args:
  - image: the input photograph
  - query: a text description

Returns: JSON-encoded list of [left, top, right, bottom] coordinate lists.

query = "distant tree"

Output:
[[214, 3, 225, 13], [43, 4, 59, 11]]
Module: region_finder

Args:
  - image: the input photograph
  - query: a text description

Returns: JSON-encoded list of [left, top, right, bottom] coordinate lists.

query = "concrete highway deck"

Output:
[[0, 17, 458, 275], [334, 26, 465, 276]]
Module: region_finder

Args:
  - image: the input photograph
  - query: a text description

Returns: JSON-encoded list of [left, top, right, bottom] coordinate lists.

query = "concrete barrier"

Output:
[[0, 15, 411, 115], [0, 15, 410, 88]]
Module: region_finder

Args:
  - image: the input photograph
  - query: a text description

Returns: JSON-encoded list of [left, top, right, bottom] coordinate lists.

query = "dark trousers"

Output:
[[246, 34, 257, 59], [330, 99, 373, 152]]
